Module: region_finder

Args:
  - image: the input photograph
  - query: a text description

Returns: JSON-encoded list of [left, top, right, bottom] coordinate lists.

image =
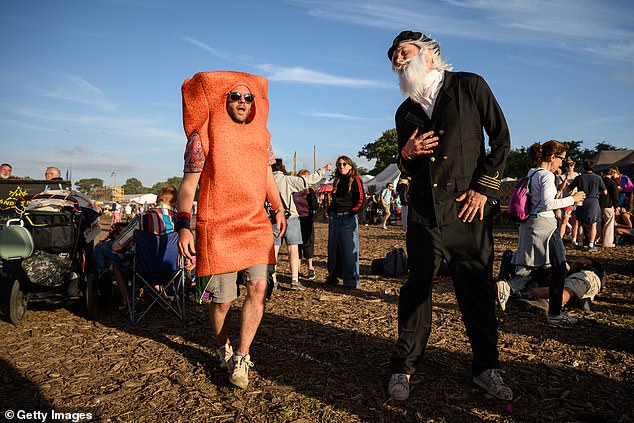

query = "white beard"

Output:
[[394, 52, 434, 104]]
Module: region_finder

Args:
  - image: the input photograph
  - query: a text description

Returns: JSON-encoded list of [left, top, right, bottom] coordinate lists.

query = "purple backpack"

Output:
[[508, 169, 542, 223]]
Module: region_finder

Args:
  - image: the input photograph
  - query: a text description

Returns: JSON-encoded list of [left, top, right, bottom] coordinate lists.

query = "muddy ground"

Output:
[[1, 219, 632, 422]]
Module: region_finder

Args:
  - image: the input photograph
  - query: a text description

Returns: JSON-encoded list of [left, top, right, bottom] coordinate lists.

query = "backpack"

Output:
[[383, 248, 408, 277], [508, 169, 542, 223], [293, 187, 318, 218]]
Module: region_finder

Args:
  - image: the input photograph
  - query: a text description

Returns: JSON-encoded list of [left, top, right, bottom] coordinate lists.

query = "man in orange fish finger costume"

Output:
[[177, 71, 287, 390]]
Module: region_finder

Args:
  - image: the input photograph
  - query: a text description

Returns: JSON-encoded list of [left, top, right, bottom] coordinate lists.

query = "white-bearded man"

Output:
[[387, 31, 512, 402]]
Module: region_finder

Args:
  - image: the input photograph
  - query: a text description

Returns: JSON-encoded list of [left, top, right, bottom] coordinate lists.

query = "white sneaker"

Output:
[[388, 373, 410, 401], [496, 280, 510, 311], [229, 353, 254, 389], [473, 369, 513, 400], [215, 343, 233, 371]]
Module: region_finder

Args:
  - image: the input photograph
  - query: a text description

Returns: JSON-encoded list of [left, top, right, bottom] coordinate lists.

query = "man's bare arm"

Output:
[[177, 172, 201, 260]]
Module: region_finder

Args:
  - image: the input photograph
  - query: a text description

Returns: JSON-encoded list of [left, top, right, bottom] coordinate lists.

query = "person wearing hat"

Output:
[[386, 31, 512, 401]]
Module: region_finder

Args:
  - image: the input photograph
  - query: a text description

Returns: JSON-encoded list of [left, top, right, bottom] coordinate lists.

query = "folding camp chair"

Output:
[[131, 230, 185, 323]]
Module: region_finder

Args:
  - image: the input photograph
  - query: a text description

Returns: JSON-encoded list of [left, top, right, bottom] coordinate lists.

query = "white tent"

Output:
[[128, 193, 157, 204], [360, 174, 375, 184], [365, 163, 401, 192]]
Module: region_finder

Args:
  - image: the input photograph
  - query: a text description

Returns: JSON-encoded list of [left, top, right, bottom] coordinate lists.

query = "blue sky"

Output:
[[1, 0, 632, 186]]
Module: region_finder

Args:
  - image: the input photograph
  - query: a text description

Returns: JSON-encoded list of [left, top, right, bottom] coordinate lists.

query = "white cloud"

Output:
[[257, 64, 390, 88], [180, 35, 390, 88], [178, 35, 253, 65], [7, 106, 180, 140], [290, 0, 634, 62], [42, 73, 116, 111], [299, 111, 380, 120]]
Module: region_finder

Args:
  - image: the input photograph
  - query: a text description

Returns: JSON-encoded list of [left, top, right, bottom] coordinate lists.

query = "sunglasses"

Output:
[[555, 155, 566, 161], [336, 162, 349, 167], [228, 92, 255, 103]]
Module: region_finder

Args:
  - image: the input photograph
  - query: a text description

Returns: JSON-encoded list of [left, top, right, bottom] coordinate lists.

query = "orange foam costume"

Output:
[[181, 71, 275, 276]]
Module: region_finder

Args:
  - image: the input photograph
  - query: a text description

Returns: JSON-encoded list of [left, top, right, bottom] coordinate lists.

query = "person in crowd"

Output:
[[124, 203, 133, 221], [112, 203, 122, 223], [176, 71, 286, 390], [387, 30, 513, 401], [553, 167, 565, 223], [569, 160, 607, 250], [615, 206, 633, 241], [530, 257, 605, 312], [499, 253, 605, 313], [271, 159, 331, 290], [325, 155, 364, 288], [110, 186, 179, 309], [396, 177, 411, 232], [559, 159, 579, 240], [364, 191, 378, 226], [296, 169, 322, 281], [379, 183, 394, 229], [0, 163, 12, 179], [614, 167, 634, 208], [505, 141, 585, 321], [44, 166, 62, 180], [599, 168, 620, 248]]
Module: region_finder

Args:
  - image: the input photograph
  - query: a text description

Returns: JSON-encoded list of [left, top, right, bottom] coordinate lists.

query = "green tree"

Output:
[[358, 128, 399, 175], [121, 177, 149, 194], [75, 178, 103, 193], [357, 166, 369, 175], [151, 176, 183, 193], [595, 141, 624, 151], [503, 147, 531, 178]]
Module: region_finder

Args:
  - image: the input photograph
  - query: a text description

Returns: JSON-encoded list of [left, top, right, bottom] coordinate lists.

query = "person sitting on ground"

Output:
[[0, 163, 12, 179], [615, 206, 633, 242]]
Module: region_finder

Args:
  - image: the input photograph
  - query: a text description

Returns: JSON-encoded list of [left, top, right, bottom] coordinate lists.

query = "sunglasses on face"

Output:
[[336, 162, 349, 167], [555, 155, 566, 161], [228, 92, 255, 103]]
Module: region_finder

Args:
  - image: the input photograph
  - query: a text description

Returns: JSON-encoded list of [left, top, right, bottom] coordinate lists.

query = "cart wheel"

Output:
[[85, 273, 99, 320], [97, 270, 116, 307], [9, 279, 27, 325]]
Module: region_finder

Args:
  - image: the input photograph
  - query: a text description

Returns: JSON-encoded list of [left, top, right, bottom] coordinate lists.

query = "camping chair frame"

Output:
[[130, 230, 186, 323]]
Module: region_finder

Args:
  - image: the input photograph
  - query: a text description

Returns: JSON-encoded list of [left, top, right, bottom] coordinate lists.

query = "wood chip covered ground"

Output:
[[1, 221, 632, 422]]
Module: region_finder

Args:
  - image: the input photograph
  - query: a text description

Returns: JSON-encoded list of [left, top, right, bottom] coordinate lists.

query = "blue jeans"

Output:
[[327, 212, 360, 287]]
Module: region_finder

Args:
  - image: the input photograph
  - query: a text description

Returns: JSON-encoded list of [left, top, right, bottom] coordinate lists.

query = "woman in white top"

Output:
[[511, 140, 586, 325]]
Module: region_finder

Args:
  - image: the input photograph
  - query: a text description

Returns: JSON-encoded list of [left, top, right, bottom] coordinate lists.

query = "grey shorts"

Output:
[[204, 264, 269, 303], [273, 216, 303, 246]]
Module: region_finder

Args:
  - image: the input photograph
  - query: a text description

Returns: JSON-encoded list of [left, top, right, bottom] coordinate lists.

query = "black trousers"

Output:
[[390, 212, 500, 376], [298, 216, 315, 259]]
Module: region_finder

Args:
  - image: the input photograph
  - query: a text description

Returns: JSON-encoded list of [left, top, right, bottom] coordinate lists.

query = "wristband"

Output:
[[175, 216, 191, 231], [177, 212, 191, 219], [401, 149, 412, 161], [274, 208, 285, 214]]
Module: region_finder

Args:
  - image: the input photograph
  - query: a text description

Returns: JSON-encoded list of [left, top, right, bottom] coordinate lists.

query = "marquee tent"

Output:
[[364, 163, 401, 192], [591, 150, 634, 175]]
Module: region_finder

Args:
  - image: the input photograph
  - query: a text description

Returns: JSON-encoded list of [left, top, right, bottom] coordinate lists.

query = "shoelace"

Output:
[[488, 369, 506, 388], [236, 356, 254, 370], [393, 374, 409, 385]]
